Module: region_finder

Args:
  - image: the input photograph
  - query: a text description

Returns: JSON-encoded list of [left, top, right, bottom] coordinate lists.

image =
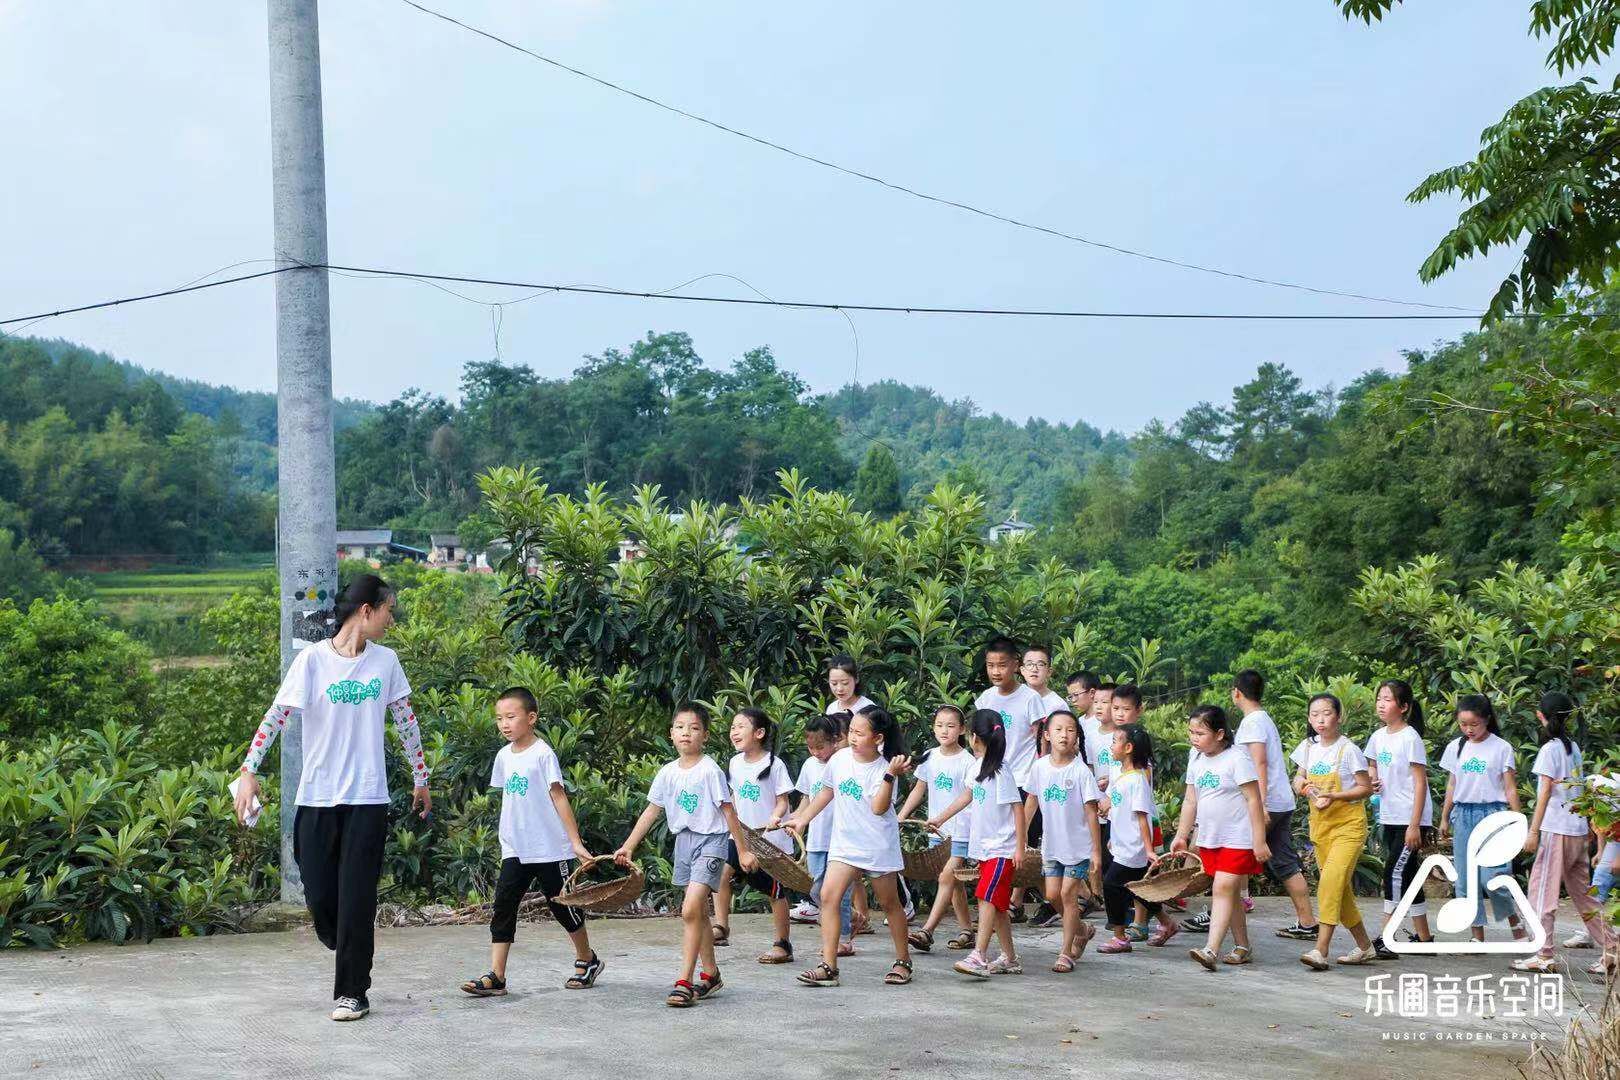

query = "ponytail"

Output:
[[971, 709, 1008, 782], [1538, 691, 1575, 755], [1451, 694, 1499, 757], [857, 704, 906, 761], [1378, 678, 1425, 735], [737, 706, 776, 774], [328, 574, 392, 634]]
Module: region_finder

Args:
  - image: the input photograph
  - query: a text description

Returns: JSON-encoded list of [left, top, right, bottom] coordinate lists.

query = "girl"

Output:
[[1025, 709, 1105, 970], [1171, 705, 1270, 971], [234, 575, 430, 1022], [786, 714, 855, 952], [1364, 678, 1434, 953], [1290, 694, 1377, 970], [1437, 695, 1526, 942], [788, 706, 914, 987], [615, 703, 757, 1008], [930, 709, 1028, 979], [461, 687, 601, 997], [900, 705, 977, 953], [1514, 691, 1614, 975], [1098, 723, 1178, 954], [714, 708, 795, 964]]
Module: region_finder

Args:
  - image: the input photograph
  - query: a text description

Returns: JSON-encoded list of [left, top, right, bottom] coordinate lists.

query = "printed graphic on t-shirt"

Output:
[[737, 780, 762, 802], [1378, 750, 1393, 766], [810, 779, 825, 797], [933, 774, 955, 791], [1096, 748, 1116, 770], [1042, 783, 1067, 804], [505, 774, 529, 797], [838, 778, 863, 799], [1195, 770, 1220, 791], [325, 677, 383, 705], [1109, 788, 1123, 807], [677, 790, 700, 813], [972, 783, 988, 804], [1461, 757, 1488, 774], [1308, 760, 1333, 776]]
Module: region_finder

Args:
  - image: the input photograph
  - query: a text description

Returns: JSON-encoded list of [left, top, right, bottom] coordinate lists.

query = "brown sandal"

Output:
[[884, 959, 914, 985], [757, 939, 794, 964], [711, 923, 731, 947], [908, 927, 934, 952]]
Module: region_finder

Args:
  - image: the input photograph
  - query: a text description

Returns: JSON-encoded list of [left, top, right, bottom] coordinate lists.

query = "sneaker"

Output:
[[1033, 907, 1064, 929], [1585, 957, 1615, 977], [1337, 945, 1377, 966], [1184, 910, 1211, 932], [1010, 906, 1029, 925], [1509, 955, 1560, 973], [987, 953, 1024, 975], [1299, 949, 1330, 972], [954, 950, 992, 979], [1097, 937, 1133, 954], [1373, 941, 1399, 961], [1276, 922, 1320, 940], [790, 901, 821, 924], [1564, 929, 1593, 949], [330, 996, 369, 1021]]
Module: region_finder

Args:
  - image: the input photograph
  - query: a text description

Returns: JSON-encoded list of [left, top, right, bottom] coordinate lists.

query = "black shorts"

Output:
[[725, 840, 785, 900]]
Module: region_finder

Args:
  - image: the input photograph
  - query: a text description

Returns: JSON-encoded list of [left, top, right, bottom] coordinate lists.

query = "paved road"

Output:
[[4, 899, 1588, 1079]]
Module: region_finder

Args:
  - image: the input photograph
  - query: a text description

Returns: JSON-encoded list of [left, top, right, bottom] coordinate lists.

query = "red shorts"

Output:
[[1198, 846, 1262, 876], [1151, 823, 1164, 849], [975, 857, 1017, 912]]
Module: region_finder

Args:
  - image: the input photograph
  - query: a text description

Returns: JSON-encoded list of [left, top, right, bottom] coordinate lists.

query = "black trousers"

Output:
[[1102, 862, 1161, 927], [295, 804, 388, 1001], [491, 857, 585, 941]]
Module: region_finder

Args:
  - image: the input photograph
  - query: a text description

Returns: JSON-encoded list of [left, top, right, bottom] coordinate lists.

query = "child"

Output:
[[713, 707, 795, 964], [788, 706, 914, 987], [1025, 709, 1105, 970], [1065, 671, 1102, 770], [615, 703, 758, 1007], [1290, 693, 1377, 970], [1171, 705, 1270, 971], [1089, 682, 1117, 786], [1364, 678, 1434, 953], [787, 714, 855, 951], [460, 687, 602, 997], [1513, 691, 1614, 974], [1230, 670, 1314, 940], [931, 709, 1028, 979], [977, 636, 1049, 918], [901, 705, 977, 953], [1110, 684, 1157, 938], [1098, 723, 1179, 953], [1437, 695, 1526, 943], [1022, 645, 1068, 926]]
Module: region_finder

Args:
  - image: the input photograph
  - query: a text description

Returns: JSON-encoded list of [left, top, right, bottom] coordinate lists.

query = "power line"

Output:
[[395, 0, 1472, 313], [0, 266, 296, 327]]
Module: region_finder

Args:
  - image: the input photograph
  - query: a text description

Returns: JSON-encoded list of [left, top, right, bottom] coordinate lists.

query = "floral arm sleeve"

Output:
[[241, 705, 296, 776], [389, 696, 430, 788]]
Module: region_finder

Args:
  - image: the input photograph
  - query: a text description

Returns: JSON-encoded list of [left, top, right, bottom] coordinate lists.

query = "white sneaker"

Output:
[[1510, 955, 1561, 973], [330, 995, 369, 1021], [790, 901, 820, 924], [1564, 929, 1593, 949], [1336, 945, 1377, 966]]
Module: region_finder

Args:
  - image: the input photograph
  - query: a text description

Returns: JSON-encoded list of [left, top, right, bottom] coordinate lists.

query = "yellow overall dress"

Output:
[[1307, 739, 1366, 929]]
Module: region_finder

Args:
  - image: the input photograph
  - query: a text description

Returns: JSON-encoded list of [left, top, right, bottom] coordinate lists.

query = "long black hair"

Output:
[[329, 574, 392, 634], [1306, 693, 1342, 743], [736, 706, 779, 774], [1378, 678, 1425, 735], [1117, 721, 1153, 770], [1045, 708, 1087, 766], [970, 708, 1007, 782], [925, 704, 969, 760], [1189, 703, 1232, 751], [1538, 691, 1575, 755], [856, 704, 906, 761], [1449, 694, 1500, 757]]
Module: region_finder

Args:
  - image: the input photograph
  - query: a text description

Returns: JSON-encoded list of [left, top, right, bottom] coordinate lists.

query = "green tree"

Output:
[[853, 443, 902, 514], [0, 597, 156, 740]]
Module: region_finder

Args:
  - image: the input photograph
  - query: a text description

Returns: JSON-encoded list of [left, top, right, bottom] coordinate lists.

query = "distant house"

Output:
[[336, 529, 427, 562], [429, 533, 464, 566], [986, 514, 1036, 544]]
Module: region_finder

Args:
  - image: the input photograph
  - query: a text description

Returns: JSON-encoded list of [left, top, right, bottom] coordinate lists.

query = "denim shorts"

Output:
[[1042, 858, 1090, 880], [951, 839, 970, 859], [672, 830, 728, 890]]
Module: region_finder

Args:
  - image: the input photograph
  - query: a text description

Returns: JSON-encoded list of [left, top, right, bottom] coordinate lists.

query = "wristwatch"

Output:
[[881, 774, 896, 784]]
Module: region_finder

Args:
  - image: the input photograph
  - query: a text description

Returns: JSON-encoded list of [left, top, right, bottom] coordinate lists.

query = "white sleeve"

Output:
[[768, 757, 792, 793], [1232, 749, 1259, 785], [1407, 731, 1428, 767], [272, 647, 313, 710], [1290, 741, 1308, 771], [490, 751, 504, 790], [1438, 742, 1459, 776], [795, 763, 813, 796], [539, 748, 565, 790], [648, 765, 669, 807]]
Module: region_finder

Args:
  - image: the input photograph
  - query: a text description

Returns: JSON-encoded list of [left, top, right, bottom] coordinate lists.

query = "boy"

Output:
[[977, 636, 1051, 919], [1021, 645, 1067, 926], [460, 687, 602, 998], [616, 703, 759, 1007]]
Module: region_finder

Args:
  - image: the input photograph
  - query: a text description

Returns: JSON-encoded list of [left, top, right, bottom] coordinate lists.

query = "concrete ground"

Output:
[[1, 898, 1595, 1080]]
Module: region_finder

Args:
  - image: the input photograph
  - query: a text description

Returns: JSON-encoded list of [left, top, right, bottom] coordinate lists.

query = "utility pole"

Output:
[[268, 0, 336, 904]]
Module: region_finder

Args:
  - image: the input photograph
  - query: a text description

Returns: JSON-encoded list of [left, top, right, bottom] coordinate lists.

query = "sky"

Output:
[[0, 0, 1564, 431]]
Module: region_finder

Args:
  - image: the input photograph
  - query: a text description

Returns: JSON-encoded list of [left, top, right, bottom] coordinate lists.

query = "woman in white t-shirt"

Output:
[[787, 705, 913, 988], [1364, 679, 1434, 950], [1170, 704, 1270, 971], [1515, 692, 1614, 975], [1437, 695, 1526, 941], [234, 575, 431, 1023], [898, 705, 977, 952], [1289, 694, 1375, 970]]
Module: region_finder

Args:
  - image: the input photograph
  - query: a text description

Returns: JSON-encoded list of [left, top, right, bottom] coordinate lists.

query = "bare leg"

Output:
[[819, 862, 861, 968], [1230, 875, 1251, 950], [871, 873, 912, 964], [1283, 871, 1315, 927], [490, 941, 513, 980], [994, 906, 1018, 962], [713, 864, 734, 936], [953, 876, 973, 930], [679, 884, 712, 984], [1206, 872, 1239, 953], [923, 858, 959, 934], [1055, 877, 1081, 956]]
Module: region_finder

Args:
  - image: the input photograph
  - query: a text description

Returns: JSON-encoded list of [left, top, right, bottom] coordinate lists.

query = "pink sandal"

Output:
[[1147, 922, 1180, 947], [1052, 953, 1076, 973], [1097, 936, 1133, 954]]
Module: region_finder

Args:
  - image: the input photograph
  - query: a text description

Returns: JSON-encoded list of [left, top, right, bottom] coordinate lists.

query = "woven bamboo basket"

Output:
[[554, 855, 645, 913], [741, 823, 814, 895], [952, 851, 1044, 891], [900, 819, 950, 883], [1418, 836, 1453, 901], [1127, 850, 1212, 904]]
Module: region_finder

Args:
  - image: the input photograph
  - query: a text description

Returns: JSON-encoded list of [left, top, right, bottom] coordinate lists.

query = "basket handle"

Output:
[[1146, 849, 1202, 879], [564, 853, 620, 892], [899, 817, 943, 840], [747, 821, 807, 862]]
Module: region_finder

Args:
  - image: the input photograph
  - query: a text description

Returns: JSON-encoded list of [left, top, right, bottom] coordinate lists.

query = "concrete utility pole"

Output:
[[268, 0, 336, 904]]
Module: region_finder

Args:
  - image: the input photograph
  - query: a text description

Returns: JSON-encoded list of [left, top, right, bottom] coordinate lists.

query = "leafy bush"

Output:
[[0, 597, 155, 741]]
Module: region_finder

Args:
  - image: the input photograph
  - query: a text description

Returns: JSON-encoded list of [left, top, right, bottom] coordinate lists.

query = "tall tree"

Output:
[[853, 443, 902, 514]]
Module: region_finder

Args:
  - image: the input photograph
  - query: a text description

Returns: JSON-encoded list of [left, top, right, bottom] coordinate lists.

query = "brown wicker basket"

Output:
[[900, 820, 950, 883], [554, 855, 645, 912], [740, 824, 814, 895], [1418, 837, 1453, 901], [951, 851, 1044, 891], [1127, 850, 1212, 903]]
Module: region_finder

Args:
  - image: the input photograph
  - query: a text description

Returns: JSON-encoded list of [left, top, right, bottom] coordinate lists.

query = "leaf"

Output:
[[1469, 809, 1528, 868]]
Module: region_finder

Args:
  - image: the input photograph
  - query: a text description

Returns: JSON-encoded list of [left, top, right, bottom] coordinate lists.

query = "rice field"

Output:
[[83, 559, 274, 656]]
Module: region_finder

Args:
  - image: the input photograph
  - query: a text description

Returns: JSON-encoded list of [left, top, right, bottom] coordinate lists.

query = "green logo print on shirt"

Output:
[[1195, 771, 1220, 792], [325, 677, 383, 705], [1042, 784, 1067, 804], [932, 774, 954, 791], [837, 778, 864, 800], [677, 790, 700, 814], [1378, 750, 1394, 766], [1097, 748, 1115, 769], [971, 784, 987, 804], [1308, 761, 1333, 776], [1461, 757, 1488, 774], [504, 774, 529, 797], [738, 781, 762, 802]]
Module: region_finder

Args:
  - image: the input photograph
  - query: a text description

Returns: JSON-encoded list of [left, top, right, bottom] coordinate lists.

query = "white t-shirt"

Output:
[[795, 756, 836, 853], [1234, 708, 1294, 813], [913, 748, 976, 841], [490, 739, 572, 863], [728, 752, 793, 853], [1185, 746, 1261, 849], [823, 747, 902, 873], [273, 640, 412, 807], [1089, 724, 1120, 785], [1439, 733, 1517, 804], [826, 695, 875, 717], [1107, 769, 1156, 869], [975, 683, 1049, 788], [1532, 740, 1587, 837], [1029, 755, 1103, 866], [1080, 715, 1105, 773], [966, 760, 1024, 861], [648, 756, 731, 835], [1290, 737, 1369, 793], [1363, 726, 1433, 827]]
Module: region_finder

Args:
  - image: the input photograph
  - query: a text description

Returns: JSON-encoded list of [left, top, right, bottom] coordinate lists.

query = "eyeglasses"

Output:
[[1021, 660, 1050, 669]]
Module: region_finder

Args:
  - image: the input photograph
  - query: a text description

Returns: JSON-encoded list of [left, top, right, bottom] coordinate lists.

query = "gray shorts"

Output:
[[1264, 810, 1304, 881], [672, 830, 729, 891]]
